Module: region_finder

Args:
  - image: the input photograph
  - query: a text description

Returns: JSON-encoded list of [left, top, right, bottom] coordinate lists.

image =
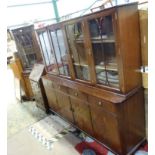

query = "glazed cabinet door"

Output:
[[70, 97, 94, 136], [87, 13, 120, 89], [48, 27, 70, 77], [37, 29, 59, 75], [55, 91, 74, 124], [88, 97, 122, 154], [65, 21, 91, 81]]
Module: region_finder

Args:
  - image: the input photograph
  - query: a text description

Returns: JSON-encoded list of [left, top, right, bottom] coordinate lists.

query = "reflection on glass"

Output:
[[38, 32, 58, 74], [50, 29, 70, 76], [89, 15, 119, 88], [65, 23, 90, 81]]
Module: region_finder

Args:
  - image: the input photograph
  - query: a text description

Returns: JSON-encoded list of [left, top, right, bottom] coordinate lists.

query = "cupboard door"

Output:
[[44, 86, 58, 112], [37, 31, 58, 75], [49, 29, 70, 77], [90, 103, 121, 153], [70, 97, 93, 135], [56, 91, 74, 123], [65, 22, 90, 81], [88, 14, 119, 88]]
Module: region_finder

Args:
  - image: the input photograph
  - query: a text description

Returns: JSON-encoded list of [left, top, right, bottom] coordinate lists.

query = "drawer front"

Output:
[[53, 83, 68, 93], [68, 88, 88, 101], [88, 95, 116, 114]]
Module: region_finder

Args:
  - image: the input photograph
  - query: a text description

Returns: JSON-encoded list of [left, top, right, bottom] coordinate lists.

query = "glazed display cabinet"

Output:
[[11, 25, 43, 70], [36, 3, 145, 155]]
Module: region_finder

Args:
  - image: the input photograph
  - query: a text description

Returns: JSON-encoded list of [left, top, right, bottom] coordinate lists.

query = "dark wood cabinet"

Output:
[[37, 3, 145, 155]]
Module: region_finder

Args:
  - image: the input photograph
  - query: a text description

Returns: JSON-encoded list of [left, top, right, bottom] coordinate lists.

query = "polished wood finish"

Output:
[[37, 3, 145, 155], [42, 75, 145, 155], [70, 97, 94, 135], [55, 91, 74, 123], [139, 10, 148, 66], [116, 4, 142, 93]]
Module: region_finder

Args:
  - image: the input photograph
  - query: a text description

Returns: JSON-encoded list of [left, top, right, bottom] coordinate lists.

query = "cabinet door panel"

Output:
[[88, 95, 116, 114], [90, 103, 121, 153], [49, 29, 70, 76], [44, 87, 58, 111], [88, 14, 119, 88], [56, 91, 74, 123], [70, 98, 93, 135], [65, 22, 90, 81], [68, 88, 87, 102], [38, 31, 58, 74]]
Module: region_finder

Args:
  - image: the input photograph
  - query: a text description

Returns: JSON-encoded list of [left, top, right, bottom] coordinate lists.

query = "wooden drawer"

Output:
[[88, 95, 116, 114], [53, 83, 68, 93], [68, 88, 88, 101]]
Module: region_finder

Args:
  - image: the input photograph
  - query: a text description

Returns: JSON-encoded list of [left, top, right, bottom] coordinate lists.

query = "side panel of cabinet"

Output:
[[119, 89, 146, 154], [89, 99, 122, 154], [56, 91, 74, 123], [116, 5, 142, 93], [70, 97, 94, 136]]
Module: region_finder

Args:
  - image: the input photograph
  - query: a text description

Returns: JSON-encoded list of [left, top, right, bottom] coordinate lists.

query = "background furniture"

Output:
[[9, 58, 34, 100], [11, 25, 43, 70]]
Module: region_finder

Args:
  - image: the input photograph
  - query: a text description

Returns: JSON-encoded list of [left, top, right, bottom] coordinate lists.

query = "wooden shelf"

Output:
[[91, 36, 115, 43], [74, 62, 88, 67], [96, 64, 118, 71], [75, 37, 115, 43]]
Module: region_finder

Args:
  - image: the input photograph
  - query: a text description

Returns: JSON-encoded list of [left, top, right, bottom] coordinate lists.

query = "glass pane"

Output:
[[50, 29, 70, 76], [38, 32, 58, 74], [65, 22, 90, 81], [89, 15, 119, 88]]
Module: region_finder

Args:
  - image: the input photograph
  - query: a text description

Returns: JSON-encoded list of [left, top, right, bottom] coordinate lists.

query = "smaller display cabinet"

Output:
[[11, 25, 43, 70], [29, 64, 49, 113]]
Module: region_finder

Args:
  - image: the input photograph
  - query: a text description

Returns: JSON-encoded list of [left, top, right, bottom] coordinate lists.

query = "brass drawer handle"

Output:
[[98, 101, 102, 106]]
